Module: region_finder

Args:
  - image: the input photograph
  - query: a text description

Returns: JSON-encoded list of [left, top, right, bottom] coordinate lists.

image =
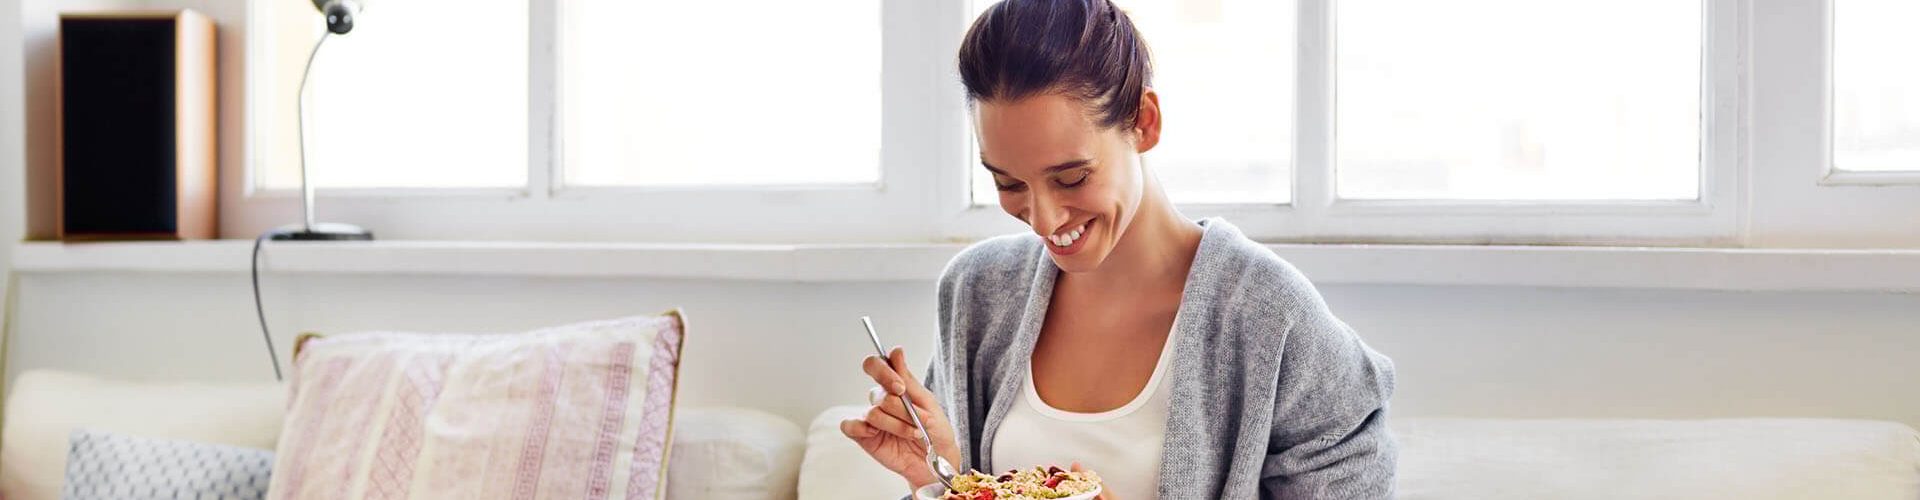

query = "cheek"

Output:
[[999, 192, 1027, 220], [1094, 172, 1139, 210]]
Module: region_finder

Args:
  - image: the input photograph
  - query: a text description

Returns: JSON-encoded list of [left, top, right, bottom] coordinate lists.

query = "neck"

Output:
[[1072, 176, 1204, 292]]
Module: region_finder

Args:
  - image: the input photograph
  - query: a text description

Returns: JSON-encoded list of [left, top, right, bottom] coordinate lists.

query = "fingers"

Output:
[[862, 346, 944, 439], [889, 347, 919, 386], [887, 347, 944, 412], [873, 390, 938, 428], [862, 354, 907, 396], [868, 347, 940, 414], [863, 405, 926, 442], [839, 418, 878, 439]]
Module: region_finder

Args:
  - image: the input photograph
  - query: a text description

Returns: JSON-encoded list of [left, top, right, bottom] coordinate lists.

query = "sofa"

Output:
[[5, 369, 1918, 500]]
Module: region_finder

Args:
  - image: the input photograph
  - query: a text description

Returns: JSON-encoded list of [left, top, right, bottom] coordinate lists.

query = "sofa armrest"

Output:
[[0, 370, 284, 500]]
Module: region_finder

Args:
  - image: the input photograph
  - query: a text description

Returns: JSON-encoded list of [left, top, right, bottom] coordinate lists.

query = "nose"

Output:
[[1027, 190, 1071, 237]]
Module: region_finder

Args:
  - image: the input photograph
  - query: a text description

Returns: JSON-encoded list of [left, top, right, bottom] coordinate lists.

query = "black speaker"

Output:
[[57, 10, 216, 241]]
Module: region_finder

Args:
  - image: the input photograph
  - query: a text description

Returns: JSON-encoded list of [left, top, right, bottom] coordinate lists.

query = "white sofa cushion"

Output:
[[668, 407, 806, 500], [61, 428, 275, 500], [1396, 418, 1920, 500], [798, 405, 911, 500], [0, 370, 284, 500]]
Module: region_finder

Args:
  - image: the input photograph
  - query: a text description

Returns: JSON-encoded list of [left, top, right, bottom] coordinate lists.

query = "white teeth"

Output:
[[1050, 221, 1090, 247]]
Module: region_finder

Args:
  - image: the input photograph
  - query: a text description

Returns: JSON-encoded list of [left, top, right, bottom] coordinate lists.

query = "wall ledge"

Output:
[[12, 240, 1920, 292]]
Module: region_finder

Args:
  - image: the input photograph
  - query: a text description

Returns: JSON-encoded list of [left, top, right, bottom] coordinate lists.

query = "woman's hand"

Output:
[[1070, 461, 1120, 500], [840, 346, 964, 490]]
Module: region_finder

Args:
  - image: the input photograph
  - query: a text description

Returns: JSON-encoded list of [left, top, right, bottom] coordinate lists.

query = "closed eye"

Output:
[[1056, 168, 1091, 188], [992, 173, 1027, 192]]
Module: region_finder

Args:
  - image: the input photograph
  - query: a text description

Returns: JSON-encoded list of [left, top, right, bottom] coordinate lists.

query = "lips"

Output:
[[1046, 219, 1093, 256]]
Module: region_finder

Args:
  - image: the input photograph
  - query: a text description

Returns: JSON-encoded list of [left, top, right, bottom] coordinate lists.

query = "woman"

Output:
[[841, 1, 1398, 498]]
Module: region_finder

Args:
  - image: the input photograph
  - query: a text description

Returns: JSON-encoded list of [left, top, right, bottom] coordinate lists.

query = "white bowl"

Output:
[[916, 482, 1102, 500]]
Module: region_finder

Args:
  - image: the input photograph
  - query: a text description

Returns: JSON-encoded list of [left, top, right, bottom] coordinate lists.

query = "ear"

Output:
[[1132, 87, 1162, 154]]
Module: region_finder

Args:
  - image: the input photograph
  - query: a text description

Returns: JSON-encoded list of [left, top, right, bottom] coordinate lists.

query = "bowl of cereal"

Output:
[[916, 466, 1103, 500]]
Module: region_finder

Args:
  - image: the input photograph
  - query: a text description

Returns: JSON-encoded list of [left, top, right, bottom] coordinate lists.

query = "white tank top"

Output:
[[991, 326, 1176, 500]]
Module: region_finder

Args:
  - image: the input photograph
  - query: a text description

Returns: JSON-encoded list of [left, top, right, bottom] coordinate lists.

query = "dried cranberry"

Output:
[[996, 473, 1014, 483], [1044, 475, 1064, 489], [1047, 465, 1066, 476]]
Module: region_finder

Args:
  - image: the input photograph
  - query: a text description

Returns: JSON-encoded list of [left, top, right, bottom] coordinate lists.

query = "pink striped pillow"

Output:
[[266, 312, 686, 500]]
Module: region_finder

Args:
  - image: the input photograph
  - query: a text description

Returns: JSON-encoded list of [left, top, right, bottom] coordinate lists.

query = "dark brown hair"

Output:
[[958, 0, 1153, 130]]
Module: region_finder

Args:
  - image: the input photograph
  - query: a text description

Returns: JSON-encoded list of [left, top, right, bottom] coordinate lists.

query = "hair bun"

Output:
[[958, 0, 1154, 130]]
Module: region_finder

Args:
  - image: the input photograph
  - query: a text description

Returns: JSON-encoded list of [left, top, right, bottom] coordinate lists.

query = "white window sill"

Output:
[[11, 241, 1920, 292]]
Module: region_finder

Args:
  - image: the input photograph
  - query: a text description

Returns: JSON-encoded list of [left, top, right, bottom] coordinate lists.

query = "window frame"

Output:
[[229, 0, 1911, 247]]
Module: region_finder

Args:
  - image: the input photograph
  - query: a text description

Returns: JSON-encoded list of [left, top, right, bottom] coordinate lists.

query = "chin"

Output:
[[1048, 252, 1103, 274]]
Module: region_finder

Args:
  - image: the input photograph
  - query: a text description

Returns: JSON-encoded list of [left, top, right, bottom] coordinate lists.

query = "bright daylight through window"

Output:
[[562, 1, 881, 187], [257, 0, 528, 190], [1336, 0, 1702, 201], [1832, 0, 1920, 173]]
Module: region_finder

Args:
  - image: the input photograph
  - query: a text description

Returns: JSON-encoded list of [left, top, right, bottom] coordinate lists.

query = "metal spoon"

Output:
[[861, 316, 959, 492]]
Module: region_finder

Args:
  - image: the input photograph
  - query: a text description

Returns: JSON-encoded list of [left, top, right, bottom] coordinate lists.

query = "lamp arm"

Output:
[[295, 31, 331, 232]]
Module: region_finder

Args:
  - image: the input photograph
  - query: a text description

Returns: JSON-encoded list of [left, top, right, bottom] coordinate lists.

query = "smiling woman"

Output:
[[840, 1, 1398, 499]]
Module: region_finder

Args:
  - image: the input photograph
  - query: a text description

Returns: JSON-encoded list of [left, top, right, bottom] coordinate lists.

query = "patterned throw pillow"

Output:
[[266, 312, 687, 500], [61, 429, 274, 500]]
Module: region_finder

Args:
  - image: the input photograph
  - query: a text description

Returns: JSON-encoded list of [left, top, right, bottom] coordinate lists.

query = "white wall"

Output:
[[2, 0, 21, 326], [3, 0, 149, 371], [9, 270, 1920, 429]]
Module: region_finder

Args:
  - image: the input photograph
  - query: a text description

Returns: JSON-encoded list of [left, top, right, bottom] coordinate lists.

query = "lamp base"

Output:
[[266, 222, 373, 241]]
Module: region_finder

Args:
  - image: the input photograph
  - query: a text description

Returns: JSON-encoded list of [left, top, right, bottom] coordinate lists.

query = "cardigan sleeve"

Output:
[[1258, 301, 1399, 499]]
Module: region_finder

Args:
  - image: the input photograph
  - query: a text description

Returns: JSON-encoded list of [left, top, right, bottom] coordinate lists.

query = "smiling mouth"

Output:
[[1048, 219, 1093, 248]]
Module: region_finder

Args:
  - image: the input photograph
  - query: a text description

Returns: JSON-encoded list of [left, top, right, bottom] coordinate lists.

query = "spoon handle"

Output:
[[861, 317, 938, 450]]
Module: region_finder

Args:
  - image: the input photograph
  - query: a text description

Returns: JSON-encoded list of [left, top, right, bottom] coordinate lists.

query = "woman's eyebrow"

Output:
[[1042, 159, 1093, 173], [980, 158, 1093, 175]]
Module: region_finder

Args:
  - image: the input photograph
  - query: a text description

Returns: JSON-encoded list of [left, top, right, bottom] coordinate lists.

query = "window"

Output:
[[966, 0, 1296, 205], [256, 0, 527, 190], [1336, 0, 1702, 201], [242, 0, 1857, 246], [1832, 0, 1920, 173], [560, 1, 881, 187]]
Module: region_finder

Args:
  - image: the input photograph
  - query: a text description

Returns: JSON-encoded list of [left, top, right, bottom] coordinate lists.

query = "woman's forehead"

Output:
[[975, 94, 1103, 174]]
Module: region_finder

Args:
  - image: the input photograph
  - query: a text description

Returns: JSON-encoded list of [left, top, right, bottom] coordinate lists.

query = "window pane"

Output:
[[1834, 0, 1920, 173], [258, 0, 529, 189], [969, 0, 1295, 205], [1337, 0, 1701, 201], [562, 1, 880, 187]]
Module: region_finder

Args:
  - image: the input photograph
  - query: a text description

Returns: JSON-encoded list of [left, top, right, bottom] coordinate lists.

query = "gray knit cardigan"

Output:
[[923, 218, 1397, 499]]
